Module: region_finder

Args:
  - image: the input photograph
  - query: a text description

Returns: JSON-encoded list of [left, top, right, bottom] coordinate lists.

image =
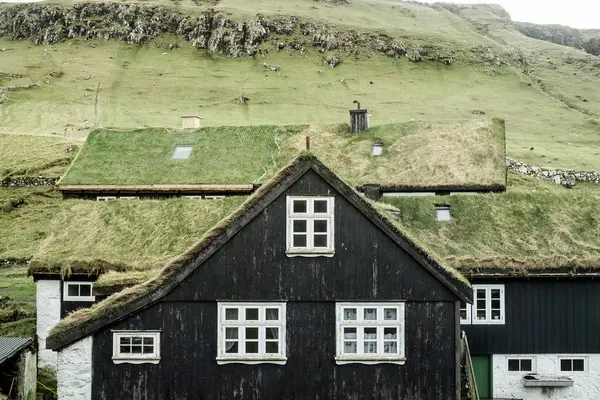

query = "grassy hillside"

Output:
[[1, 0, 600, 171], [60, 120, 505, 187]]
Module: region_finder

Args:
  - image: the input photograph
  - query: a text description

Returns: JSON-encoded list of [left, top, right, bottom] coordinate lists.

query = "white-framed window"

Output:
[[507, 357, 535, 373], [286, 196, 334, 256], [435, 204, 452, 221], [112, 331, 161, 364], [459, 301, 472, 324], [559, 357, 587, 373], [63, 282, 95, 302], [335, 302, 405, 365], [97, 196, 116, 201], [217, 302, 287, 365], [460, 285, 505, 325]]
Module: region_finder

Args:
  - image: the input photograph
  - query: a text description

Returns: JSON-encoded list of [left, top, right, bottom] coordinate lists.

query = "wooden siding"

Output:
[[90, 169, 460, 399], [464, 278, 600, 354], [92, 301, 457, 400], [165, 170, 456, 302]]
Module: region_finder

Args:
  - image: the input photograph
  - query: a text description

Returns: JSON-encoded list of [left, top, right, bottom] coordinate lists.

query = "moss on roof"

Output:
[[29, 196, 246, 276], [59, 120, 506, 188], [381, 173, 600, 274], [47, 154, 470, 349]]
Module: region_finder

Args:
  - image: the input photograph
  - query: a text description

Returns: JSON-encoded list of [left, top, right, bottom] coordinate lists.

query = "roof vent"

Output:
[[349, 100, 369, 133], [181, 115, 200, 129], [435, 204, 452, 221]]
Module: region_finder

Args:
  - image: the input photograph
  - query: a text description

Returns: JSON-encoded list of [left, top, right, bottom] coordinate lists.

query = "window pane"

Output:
[[142, 345, 154, 354], [364, 308, 377, 320], [246, 309, 259, 321], [313, 220, 328, 233], [344, 342, 357, 353], [508, 359, 520, 371], [79, 285, 91, 297], [364, 342, 377, 353], [120, 345, 131, 354], [344, 328, 357, 339], [293, 200, 307, 213], [246, 327, 259, 339], [225, 328, 238, 339], [491, 289, 501, 298], [364, 328, 377, 339], [142, 337, 154, 345], [492, 299, 500, 309], [266, 308, 279, 320], [384, 342, 397, 354], [460, 309, 467, 319], [492, 310, 501, 320], [313, 234, 327, 248], [265, 342, 279, 353], [293, 234, 307, 247], [67, 284, 79, 297], [384, 308, 397, 320], [476, 310, 486, 319], [225, 342, 238, 353], [313, 200, 328, 213], [344, 308, 357, 320], [245, 341, 259, 353], [521, 359, 532, 371], [119, 337, 131, 345], [477, 289, 486, 299], [573, 359, 584, 371], [225, 308, 238, 320], [561, 359, 571, 371], [131, 345, 143, 354], [293, 220, 307, 232], [132, 337, 143, 345], [384, 328, 397, 339], [266, 328, 279, 340]]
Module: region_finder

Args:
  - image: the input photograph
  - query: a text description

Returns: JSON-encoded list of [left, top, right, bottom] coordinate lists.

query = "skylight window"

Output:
[[172, 145, 193, 160], [435, 204, 452, 221]]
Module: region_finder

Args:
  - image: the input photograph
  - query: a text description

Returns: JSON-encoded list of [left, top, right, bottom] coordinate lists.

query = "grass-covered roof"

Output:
[[381, 173, 600, 275], [59, 120, 506, 188]]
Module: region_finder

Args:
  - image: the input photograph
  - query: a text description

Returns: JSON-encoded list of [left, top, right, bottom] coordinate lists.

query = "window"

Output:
[[286, 196, 334, 255], [112, 331, 160, 364], [217, 302, 286, 364], [459, 301, 471, 324], [335, 303, 405, 365], [171, 145, 193, 160], [63, 282, 95, 302], [460, 284, 505, 325], [97, 196, 116, 201], [435, 204, 452, 221], [560, 357, 586, 373], [507, 357, 534, 372]]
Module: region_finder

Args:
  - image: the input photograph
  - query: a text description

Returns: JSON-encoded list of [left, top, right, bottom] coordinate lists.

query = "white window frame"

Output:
[[471, 284, 505, 325], [217, 302, 287, 365], [97, 196, 116, 201], [435, 204, 452, 221], [506, 356, 535, 373], [63, 282, 95, 302], [286, 196, 335, 256], [558, 356, 588, 374], [335, 302, 405, 365], [112, 331, 161, 364], [459, 300, 472, 325]]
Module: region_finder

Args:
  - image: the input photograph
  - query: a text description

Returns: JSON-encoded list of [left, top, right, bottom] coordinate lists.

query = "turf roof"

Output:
[[59, 120, 506, 188], [46, 154, 471, 350]]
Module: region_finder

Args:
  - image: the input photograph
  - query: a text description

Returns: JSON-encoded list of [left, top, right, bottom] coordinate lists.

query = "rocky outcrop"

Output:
[[1, 176, 59, 187], [507, 157, 600, 187], [514, 22, 600, 57]]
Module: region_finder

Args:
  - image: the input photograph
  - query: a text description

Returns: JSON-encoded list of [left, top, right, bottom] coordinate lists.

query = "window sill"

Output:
[[471, 320, 505, 325], [63, 296, 96, 302], [286, 250, 335, 258], [216, 357, 287, 365], [335, 357, 406, 365], [112, 357, 160, 365]]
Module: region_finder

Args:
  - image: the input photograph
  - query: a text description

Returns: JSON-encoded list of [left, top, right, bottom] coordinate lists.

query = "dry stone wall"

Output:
[[1, 176, 58, 187], [507, 157, 600, 186]]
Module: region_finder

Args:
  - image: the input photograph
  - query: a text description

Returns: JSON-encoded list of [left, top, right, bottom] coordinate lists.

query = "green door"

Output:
[[471, 355, 492, 399]]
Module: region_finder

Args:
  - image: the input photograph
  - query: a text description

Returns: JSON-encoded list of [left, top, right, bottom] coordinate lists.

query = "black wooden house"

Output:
[[46, 155, 472, 400]]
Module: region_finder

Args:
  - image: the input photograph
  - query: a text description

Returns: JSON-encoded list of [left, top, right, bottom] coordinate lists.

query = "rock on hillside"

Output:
[[514, 22, 600, 56]]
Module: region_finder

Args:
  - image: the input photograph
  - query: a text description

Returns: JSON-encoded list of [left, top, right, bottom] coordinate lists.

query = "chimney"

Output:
[[349, 101, 369, 133], [181, 115, 201, 129]]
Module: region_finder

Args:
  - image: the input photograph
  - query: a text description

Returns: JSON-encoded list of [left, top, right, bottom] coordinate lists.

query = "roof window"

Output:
[[435, 204, 452, 221], [172, 145, 193, 160]]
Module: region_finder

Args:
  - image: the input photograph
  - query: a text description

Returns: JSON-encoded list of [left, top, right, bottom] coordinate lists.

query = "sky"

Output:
[[420, 0, 600, 29]]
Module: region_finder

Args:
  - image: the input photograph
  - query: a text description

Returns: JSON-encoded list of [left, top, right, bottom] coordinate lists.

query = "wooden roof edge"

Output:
[[357, 184, 507, 193], [57, 184, 256, 193]]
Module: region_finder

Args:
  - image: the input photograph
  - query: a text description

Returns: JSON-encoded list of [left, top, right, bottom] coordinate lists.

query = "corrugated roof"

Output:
[[0, 337, 33, 366]]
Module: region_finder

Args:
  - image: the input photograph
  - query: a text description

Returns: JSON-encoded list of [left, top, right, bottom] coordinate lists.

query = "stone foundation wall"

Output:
[[507, 157, 600, 187]]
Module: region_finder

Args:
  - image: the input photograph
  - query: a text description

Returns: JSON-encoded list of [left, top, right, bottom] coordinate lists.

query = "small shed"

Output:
[[0, 338, 36, 400], [181, 116, 201, 129]]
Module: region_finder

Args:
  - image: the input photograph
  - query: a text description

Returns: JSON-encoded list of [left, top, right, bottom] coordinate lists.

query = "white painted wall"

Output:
[[36, 280, 61, 369], [493, 354, 600, 400], [57, 336, 93, 400]]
